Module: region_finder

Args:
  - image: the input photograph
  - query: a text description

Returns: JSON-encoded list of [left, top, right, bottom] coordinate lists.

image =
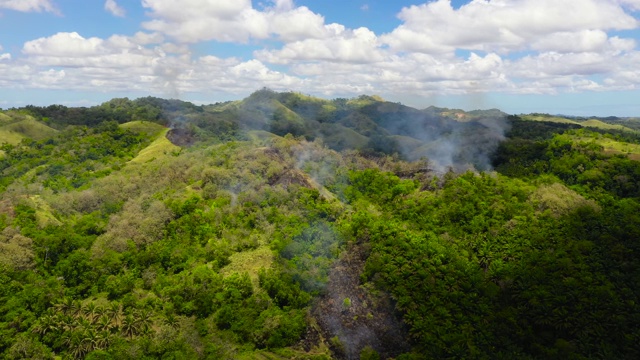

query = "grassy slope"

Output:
[[521, 114, 581, 125], [220, 246, 274, 285], [0, 115, 59, 145], [128, 127, 180, 163], [522, 114, 635, 132], [119, 120, 166, 137], [581, 119, 631, 131], [572, 135, 640, 161]]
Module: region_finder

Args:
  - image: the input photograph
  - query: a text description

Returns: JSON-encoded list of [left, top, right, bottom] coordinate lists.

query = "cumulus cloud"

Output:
[[0, 0, 57, 13], [7, 30, 302, 97], [104, 0, 125, 17], [23, 32, 107, 57], [382, 0, 639, 54], [255, 25, 383, 64], [140, 0, 330, 43]]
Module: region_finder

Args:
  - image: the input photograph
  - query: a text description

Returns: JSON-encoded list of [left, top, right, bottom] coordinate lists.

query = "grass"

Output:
[[572, 134, 640, 161], [521, 114, 635, 132], [128, 128, 180, 163], [0, 129, 24, 145], [581, 119, 632, 131], [597, 139, 640, 161], [0, 116, 59, 145], [0, 112, 12, 124], [119, 120, 166, 137], [28, 195, 62, 227], [347, 95, 384, 107], [235, 347, 331, 360], [521, 114, 580, 125], [220, 245, 274, 286], [247, 130, 282, 143], [321, 123, 369, 150]]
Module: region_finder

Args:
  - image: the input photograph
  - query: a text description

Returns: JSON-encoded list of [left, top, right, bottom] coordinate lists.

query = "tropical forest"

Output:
[[1, 88, 639, 359]]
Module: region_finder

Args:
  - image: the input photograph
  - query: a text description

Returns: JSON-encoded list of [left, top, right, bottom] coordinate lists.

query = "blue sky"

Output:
[[1, 0, 640, 116]]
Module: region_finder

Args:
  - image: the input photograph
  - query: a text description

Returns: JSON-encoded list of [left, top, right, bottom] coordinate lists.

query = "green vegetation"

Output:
[[521, 113, 637, 132], [0, 111, 59, 146], [0, 91, 639, 359]]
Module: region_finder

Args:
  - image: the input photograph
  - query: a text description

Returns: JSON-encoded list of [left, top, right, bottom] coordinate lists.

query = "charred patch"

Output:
[[310, 243, 411, 359], [167, 127, 196, 147]]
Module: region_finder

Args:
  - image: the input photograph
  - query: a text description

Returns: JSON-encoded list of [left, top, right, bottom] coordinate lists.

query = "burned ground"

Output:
[[309, 243, 411, 359]]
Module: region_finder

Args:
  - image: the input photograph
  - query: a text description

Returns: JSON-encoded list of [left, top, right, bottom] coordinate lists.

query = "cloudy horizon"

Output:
[[1, 0, 640, 116]]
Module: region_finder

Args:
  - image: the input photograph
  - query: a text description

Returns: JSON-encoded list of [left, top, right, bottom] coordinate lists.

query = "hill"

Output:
[[0, 91, 639, 359], [0, 111, 59, 145], [521, 113, 637, 132], [15, 90, 511, 172]]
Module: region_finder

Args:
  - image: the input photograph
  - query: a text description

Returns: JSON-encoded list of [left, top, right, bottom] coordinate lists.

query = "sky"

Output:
[[1, 0, 640, 116]]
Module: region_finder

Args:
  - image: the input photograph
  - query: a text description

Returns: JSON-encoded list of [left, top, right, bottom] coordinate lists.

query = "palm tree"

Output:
[[135, 309, 153, 335], [69, 334, 88, 359], [60, 314, 77, 332], [82, 328, 99, 353], [94, 305, 106, 319], [96, 315, 113, 332], [95, 330, 112, 349], [76, 317, 92, 332], [163, 313, 180, 330], [54, 297, 73, 315], [121, 314, 139, 339], [83, 302, 98, 323], [32, 314, 59, 335], [107, 302, 123, 328], [70, 300, 83, 319]]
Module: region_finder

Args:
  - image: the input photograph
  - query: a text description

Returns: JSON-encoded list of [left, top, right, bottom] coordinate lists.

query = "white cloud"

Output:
[[0, 0, 57, 13], [509, 52, 614, 79], [255, 25, 383, 64], [140, 0, 330, 43], [132, 32, 164, 45], [382, 0, 639, 54], [104, 0, 125, 17], [0, 53, 10, 61], [23, 32, 107, 57], [4, 31, 303, 97]]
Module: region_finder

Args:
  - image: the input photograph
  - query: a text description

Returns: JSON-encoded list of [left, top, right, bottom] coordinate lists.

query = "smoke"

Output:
[[368, 102, 511, 172], [152, 59, 182, 100], [165, 88, 511, 175]]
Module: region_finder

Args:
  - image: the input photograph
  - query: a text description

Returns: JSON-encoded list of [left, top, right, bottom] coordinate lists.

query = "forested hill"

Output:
[[13, 89, 510, 172], [1, 90, 640, 359]]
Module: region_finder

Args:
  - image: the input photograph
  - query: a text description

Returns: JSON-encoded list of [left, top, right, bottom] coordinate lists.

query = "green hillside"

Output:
[[581, 118, 631, 131], [1, 91, 639, 359], [0, 111, 59, 146], [521, 113, 636, 132]]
